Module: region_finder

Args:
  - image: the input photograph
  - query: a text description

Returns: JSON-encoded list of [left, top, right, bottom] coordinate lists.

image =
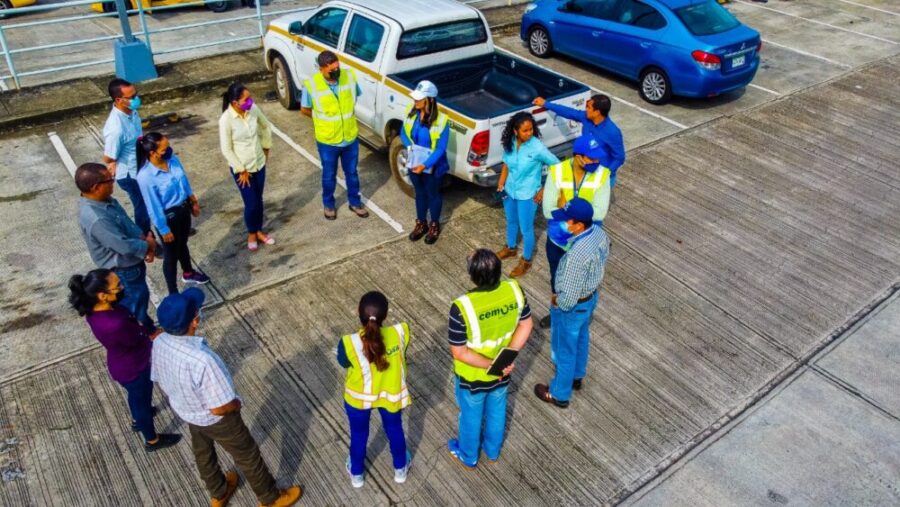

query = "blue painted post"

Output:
[[113, 0, 157, 82]]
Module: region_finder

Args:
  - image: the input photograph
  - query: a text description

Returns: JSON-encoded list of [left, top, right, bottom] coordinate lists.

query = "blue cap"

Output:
[[551, 197, 594, 223], [410, 80, 439, 101], [572, 134, 604, 161], [158, 287, 205, 333]]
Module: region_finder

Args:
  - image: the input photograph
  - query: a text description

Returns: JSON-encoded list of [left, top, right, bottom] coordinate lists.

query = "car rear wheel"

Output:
[[528, 26, 552, 58], [207, 0, 229, 12], [272, 55, 299, 110], [639, 67, 672, 105], [389, 136, 415, 198]]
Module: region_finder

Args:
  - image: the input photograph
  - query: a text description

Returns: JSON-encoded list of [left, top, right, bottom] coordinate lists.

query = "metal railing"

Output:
[[0, 0, 313, 90]]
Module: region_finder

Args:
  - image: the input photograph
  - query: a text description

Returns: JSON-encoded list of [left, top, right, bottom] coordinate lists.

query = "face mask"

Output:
[[110, 288, 125, 304], [547, 219, 575, 248], [583, 161, 600, 173], [128, 96, 142, 111], [239, 97, 254, 112], [328, 68, 341, 81], [160, 147, 173, 161]]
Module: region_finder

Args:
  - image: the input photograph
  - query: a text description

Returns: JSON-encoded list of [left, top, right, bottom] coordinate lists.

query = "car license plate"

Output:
[[732, 55, 746, 67]]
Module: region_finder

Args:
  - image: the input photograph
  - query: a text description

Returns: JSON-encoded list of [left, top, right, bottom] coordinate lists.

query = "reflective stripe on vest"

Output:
[[304, 70, 359, 145], [343, 323, 410, 411], [402, 104, 448, 152], [551, 158, 610, 203], [452, 280, 524, 383]]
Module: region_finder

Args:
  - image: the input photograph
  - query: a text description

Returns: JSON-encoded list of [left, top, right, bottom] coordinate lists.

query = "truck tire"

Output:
[[272, 55, 299, 110], [528, 26, 552, 58], [207, 0, 229, 12], [389, 136, 415, 198], [639, 67, 672, 105]]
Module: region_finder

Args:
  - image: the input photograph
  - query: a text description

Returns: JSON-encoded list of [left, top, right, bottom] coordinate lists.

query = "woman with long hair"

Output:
[[336, 291, 412, 488], [68, 269, 181, 451], [218, 82, 275, 252], [401, 80, 450, 244], [136, 132, 208, 294], [495, 111, 559, 277]]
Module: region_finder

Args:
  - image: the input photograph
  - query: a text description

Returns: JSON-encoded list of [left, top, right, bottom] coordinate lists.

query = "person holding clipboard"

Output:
[[401, 80, 450, 245], [447, 249, 534, 469]]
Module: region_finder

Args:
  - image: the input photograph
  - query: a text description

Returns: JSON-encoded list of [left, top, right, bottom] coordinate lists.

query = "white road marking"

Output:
[[761, 38, 852, 68], [49, 130, 162, 308], [267, 122, 405, 234], [749, 83, 779, 95], [834, 0, 900, 17], [736, 0, 899, 45], [495, 46, 689, 130]]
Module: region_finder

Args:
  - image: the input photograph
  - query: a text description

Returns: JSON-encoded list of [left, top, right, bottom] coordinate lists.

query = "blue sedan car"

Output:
[[521, 0, 761, 104]]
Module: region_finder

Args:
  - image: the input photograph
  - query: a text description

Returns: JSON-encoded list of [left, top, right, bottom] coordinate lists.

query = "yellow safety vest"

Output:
[[550, 158, 610, 204], [402, 104, 449, 152], [452, 280, 524, 383], [304, 70, 359, 145], [342, 322, 411, 412]]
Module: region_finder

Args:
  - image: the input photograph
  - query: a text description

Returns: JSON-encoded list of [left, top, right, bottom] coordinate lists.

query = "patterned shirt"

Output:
[[103, 106, 143, 180], [151, 333, 237, 427], [556, 225, 610, 311]]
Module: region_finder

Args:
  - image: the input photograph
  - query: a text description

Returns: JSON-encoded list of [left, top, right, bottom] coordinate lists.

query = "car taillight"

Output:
[[468, 130, 490, 166], [691, 50, 721, 70]]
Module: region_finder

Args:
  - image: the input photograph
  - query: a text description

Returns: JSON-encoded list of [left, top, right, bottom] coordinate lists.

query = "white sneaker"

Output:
[[394, 450, 412, 484], [346, 457, 364, 488]]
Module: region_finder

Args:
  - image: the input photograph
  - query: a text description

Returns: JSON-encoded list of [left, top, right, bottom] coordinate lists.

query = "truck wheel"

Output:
[[207, 0, 229, 12], [639, 67, 672, 105], [528, 26, 552, 58], [272, 55, 299, 110], [389, 136, 415, 198]]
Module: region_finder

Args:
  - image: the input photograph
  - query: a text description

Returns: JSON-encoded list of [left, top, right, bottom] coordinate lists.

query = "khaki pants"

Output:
[[189, 411, 279, 505]]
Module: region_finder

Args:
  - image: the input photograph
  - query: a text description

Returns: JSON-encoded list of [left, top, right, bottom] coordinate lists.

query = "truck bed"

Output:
[[390, 52, 588, 119]]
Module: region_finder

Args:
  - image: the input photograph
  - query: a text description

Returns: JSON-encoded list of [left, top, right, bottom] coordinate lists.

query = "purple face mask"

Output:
[[239, 97, 254, 112]]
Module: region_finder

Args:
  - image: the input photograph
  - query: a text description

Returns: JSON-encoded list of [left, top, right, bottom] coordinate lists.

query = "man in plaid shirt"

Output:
[[152, 288, 301, 507], [534, 198, 610, 408]]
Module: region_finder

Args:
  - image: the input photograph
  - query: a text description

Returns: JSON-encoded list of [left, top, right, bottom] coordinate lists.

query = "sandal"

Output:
[[248, 241, 258, 252]]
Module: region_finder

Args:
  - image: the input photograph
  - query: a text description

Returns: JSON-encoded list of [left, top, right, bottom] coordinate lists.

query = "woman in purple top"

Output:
[[68, 269, 181, 452]]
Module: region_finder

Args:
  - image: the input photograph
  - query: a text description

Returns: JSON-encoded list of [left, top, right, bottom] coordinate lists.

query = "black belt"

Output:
[[577, 291, 596, 304], [165, 199, 191, 213]]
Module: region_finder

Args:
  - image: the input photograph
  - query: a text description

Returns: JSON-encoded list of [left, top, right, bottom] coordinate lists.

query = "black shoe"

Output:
[[131, 406, 158, 432], [189, 227, 198, 237], [534, 383, 569, 408], [539, 315, 551, 329], [572, 378, 583, 391], [408, 220, 427, 241], [145, 433, 181, 452]]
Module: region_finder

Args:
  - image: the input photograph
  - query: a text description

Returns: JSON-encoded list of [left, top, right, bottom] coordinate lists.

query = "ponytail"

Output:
[[136, 132, 164, 172], [68, 268, 112, 316], [358, 291, 389, 371], [222, 81, 247, 112]]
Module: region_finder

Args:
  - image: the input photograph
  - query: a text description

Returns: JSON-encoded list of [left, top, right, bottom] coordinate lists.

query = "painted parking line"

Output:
[[835, 0, 900, 17], [736, 0, 899, 45], [495, 45, 689, 130], [761, 38, 852, 69], [748, 83, 779, 96], [267, 121, 405, 234], [48, 130, 162, 308]]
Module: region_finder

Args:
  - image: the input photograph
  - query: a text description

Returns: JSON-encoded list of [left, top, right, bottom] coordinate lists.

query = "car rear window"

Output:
[[397, 19, 488, 59], [675, 1, 741, 36]]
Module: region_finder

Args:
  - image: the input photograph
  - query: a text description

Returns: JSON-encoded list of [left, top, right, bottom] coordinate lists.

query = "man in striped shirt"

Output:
[[534, 198, 610, 408]]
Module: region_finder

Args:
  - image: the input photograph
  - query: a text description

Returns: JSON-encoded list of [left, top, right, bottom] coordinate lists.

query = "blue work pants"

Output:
[[318, 140, 362, 209], [344, 402, 407, 475], [409, 171, 442, 223]]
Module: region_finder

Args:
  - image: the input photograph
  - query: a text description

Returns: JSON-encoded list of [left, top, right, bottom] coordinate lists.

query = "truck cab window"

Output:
[[397, 19, 487, 59], [345, 15, 385, 63], [303, 8, 348, 48]]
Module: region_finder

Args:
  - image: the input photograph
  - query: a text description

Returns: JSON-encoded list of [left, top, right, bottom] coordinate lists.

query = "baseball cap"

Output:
[[410, 80, 439, 101], [157, 287, 205, 333], [572, 134, 604, 161], [551, 197, 593, 223]]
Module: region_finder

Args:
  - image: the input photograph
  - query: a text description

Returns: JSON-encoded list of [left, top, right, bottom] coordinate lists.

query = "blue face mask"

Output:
[[129, 95, 142, 111], [161, 147, 173, 161], [547, 219, 575, 248], [583, 161, 600, 173]]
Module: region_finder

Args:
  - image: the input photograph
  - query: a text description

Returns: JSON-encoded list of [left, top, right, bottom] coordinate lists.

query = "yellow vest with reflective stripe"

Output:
[[551, 158, 610, 204], [342, 322, 411, 412], [304, 70, 359, 145], [402, 104, 449, 152], [452, 280, 524, 383]]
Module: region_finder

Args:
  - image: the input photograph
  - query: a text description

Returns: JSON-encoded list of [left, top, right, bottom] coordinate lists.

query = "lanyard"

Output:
[[571, 164, 587, 198]]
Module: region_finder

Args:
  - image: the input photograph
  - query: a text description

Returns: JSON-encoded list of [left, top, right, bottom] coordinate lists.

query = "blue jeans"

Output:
[[117, 175, 151, 235], [409, 171, 442, 222], [120, 366, 157, 442], [115, 262, 154, 330], [549, 292, 598, 401], [344, 402, 407, 475], [503, 197, 538, 261], [231, 167, 266, 234], [455, 377, 508, 465], [318, 140, 362, 209]]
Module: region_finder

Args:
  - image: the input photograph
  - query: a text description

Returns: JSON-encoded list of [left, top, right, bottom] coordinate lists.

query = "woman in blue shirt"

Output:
[[496, 112, 559, 277], [401, 80, 450, 245], [136, 133, 209, 295]]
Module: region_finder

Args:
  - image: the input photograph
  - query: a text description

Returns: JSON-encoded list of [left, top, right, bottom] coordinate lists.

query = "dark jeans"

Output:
[[231, 167, 266, 234], [546, 237, 565, 293], [161, 201, 193, 295], [119, 366, 157, 442], [117, 175, 151, 235], [317, 140, 362, 209], [345, 402, 407, 475], [409, 171, 442, 223], [189, 411, 279, 504], [114, 262, 154, 330]]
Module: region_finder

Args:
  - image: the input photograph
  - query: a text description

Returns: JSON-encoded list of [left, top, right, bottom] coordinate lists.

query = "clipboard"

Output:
[[406, 144, 434, 174], [486, 348, 519, 377]]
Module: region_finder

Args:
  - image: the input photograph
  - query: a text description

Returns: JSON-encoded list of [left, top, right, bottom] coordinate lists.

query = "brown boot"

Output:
[[258, 486, 302, 507], [408, 220, 427, 241], [496, 246, 519, 260], [210, 471, 239, 507], [509, 258, 532, 278], [424, 221, 441, 244]]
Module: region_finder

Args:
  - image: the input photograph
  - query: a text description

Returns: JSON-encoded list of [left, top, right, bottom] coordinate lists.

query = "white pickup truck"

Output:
[[263, 0, 590, 195]]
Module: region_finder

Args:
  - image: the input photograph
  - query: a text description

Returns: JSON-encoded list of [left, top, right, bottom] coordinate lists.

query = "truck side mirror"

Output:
[[288, 21, 303, 36]]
